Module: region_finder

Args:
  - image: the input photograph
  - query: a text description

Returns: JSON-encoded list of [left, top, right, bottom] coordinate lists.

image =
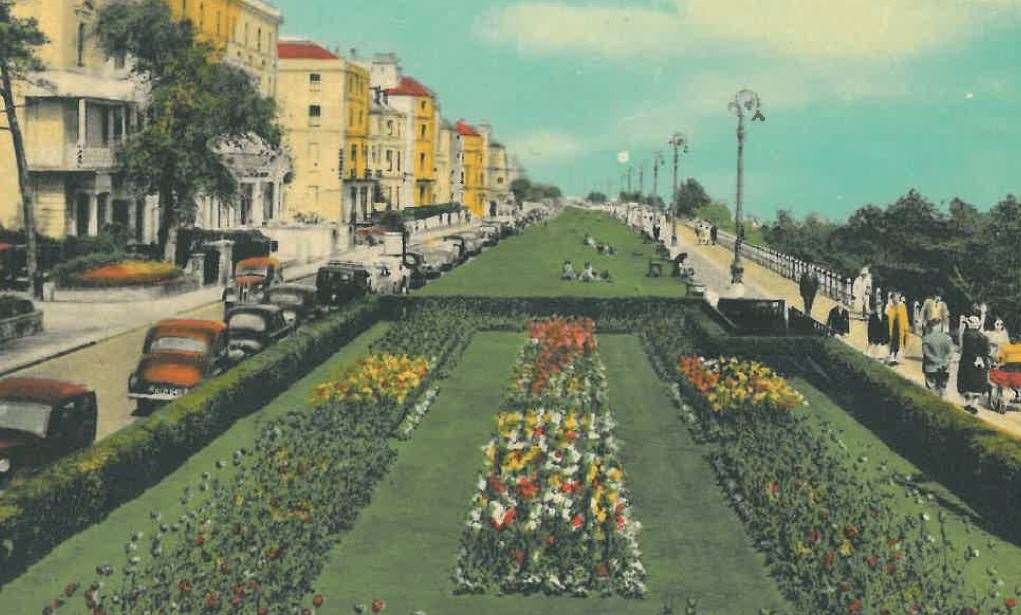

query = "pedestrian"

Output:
[[922, 318, 955, 398], [935, 295, 950, 334], [922, 295, 936, 328], [579, 261, 596, 282], [852, 269, 870, 319], [867, 301, 888, 359], [710, 224, 718, 245], [912, 300, 923, 335], [988, 317, 1011, 357], [958, 316, 992, 413], [886, 292, 909, 364], [653, 222, 661, 242], [561, 260, 576, 281], [826, 303, 851, 337], [957, 314, 967, 347], [799, 267, 821, 317]]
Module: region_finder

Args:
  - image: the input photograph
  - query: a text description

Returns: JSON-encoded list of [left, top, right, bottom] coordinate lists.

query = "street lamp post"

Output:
[[651, 151, 663, 207], [727, 89, 765, 285], [667, 133, 687, 247]]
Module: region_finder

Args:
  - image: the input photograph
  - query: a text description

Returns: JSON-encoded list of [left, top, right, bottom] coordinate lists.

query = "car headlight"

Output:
[[0, 458, 11, 473]]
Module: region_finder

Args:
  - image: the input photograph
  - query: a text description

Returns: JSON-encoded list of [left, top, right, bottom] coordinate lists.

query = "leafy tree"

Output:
[[586, 191, 607, 204], [674, 178, 712, 218], [510, 177, 562, 203], [510, 178, 532, 204], [97, 0, 281, 256], [0, 0, 46, 294]]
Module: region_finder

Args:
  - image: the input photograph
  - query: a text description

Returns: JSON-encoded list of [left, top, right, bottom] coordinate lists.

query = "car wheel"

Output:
[[77, 419, 97, 448]]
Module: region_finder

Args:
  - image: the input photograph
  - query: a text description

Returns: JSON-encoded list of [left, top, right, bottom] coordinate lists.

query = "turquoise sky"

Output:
[[273, 0, 1021, 221]]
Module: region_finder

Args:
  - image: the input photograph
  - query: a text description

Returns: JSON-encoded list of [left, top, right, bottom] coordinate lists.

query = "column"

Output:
[[103, 194, 113, 224], [77, 99, 87, 147], [120, 106, 127, 143], [250, 182, 264, 227], [87, 193, 99, 236], [128, 198, 138, 237]]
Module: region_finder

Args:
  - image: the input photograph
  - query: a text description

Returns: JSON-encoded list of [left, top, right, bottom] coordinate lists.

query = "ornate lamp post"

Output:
[[651, 151, 663, 208], [667, 132, 688, 247], [727, 89, 765, 285]]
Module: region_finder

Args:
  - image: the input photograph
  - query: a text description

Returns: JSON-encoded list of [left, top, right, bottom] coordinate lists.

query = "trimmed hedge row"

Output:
[[0, 298, 387, 585], [663, 304, 1021, 538]]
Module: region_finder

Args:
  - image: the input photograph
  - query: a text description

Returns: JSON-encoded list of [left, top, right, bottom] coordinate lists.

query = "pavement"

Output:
[[0, 218, 484, 440], [628, 213, 1021, 441]]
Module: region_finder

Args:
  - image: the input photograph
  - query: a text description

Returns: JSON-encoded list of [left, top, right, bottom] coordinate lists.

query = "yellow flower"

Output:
[[606, 467, 623, 483], [838, 540, 854, 557]]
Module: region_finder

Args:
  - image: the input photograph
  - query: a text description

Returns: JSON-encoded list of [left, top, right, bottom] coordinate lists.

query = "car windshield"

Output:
[[269, 292, 303, 307], [228, 313, 267, 332], [0, 400, 51, 438], [237, 265, 268, 277], [150, 336, 208, 354]]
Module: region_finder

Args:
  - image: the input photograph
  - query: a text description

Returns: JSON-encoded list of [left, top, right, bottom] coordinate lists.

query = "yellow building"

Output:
[[167, 0, 280, 98], [434, 117, 454, 204], [0, 0, 150, 240], [384, 77, 436, 206], [342, 59, 373, 221], [454, 120, 486, 217], [276, 39, 345, 223]]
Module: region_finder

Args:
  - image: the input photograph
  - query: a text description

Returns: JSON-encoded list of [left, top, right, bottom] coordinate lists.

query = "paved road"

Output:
[[15, 301, 225, 439]]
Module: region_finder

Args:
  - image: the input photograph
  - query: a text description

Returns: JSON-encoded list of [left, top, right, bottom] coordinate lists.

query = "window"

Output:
[[257, 27, 262, 51], [309, 73, 321, 90], [199, 2, 204, 29], [351, 145, 357, 161], [385, 149, 393, 171], [420, 100, 426, 110], [386, 120, 393, 136], [308, 105, 321, 126], [77, 23, 86, 66], [419, 153, 426, 171], [420, 124, 426, 138]]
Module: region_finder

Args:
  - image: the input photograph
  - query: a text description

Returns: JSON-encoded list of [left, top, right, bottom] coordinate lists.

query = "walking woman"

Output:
[[886, 292, 909, 364], [867, 300, 888, 359], [958, 316, 991, 413]]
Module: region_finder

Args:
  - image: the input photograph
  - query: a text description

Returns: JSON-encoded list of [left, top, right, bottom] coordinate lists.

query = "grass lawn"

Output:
[[419, 208, 686, 297], [0, 323, 391, 611], [312, 333, 788, 614], [793, 377, 1021, 594]]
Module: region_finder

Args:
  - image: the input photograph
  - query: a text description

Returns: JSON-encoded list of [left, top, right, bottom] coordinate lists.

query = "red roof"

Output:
[[455, 120, 480, 137], [0, 377, 91, 405], [385, 76, 433, 98], [278, 41, 338, 60]]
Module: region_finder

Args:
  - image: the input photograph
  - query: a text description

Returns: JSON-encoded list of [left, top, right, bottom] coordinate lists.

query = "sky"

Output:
[[273, 0, 1021, 222]]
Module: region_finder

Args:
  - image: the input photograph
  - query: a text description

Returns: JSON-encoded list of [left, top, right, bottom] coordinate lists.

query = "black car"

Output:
[[315, 262, 372, 308], [402, 253, 430, 289], [225, 305, 294, 362], [0, 378, 97, 487], [264, 283, 321, 325], [442, 235, 469, 263]]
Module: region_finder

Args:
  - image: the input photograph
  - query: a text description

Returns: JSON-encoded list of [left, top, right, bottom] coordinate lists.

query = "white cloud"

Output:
[[479, 0, 1021, 59], [507, 130, 585, 165]]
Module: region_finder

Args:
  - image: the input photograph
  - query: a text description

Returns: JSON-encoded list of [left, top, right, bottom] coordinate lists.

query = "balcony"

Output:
[[64, 144, 119, 170]]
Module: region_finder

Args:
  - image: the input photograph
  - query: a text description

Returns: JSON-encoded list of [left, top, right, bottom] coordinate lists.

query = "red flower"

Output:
[[571, 513, 585, 530], [204, 592, 220, 609], [313, 595, 324, 607], [765, 480, 780, 497], [615, 514, 626, 531], [512, 548, 526, 566], [561, 480, 578, 494], [544, 534, 556, 546], [1007, 597, 1018, 610], [515, 477, 539, 500], [487, 474, 507, 495], [838, 581, 851, 594], [564, 430, 578, 442], [532, 426, 545, 438], [371, 598, 386, 613], [594, 562, 609, 578], [194, 534, 205, 547], [848, 599, 862, 613], [822, 551, 835, 571], [866, 555, 879, 569], [178, 580, 192, 594], [806, 529, 821, 544], [490, 507, 517, 531]]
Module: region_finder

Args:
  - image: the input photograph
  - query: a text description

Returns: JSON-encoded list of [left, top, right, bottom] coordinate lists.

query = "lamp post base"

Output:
[[730, 261, 744, 285]]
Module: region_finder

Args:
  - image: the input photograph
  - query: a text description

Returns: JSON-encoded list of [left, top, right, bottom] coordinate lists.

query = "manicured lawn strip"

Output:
[[0, 323, 391, 612], [600, 335, 789, 614], [793, 377, 1021, 593], [314, 333, 788, 614], [420, 208, 685, 297]]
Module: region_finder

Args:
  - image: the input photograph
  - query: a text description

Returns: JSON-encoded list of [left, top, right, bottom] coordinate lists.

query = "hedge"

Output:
[[656, 303, 1021, 538], [0, 297, 386, 585]]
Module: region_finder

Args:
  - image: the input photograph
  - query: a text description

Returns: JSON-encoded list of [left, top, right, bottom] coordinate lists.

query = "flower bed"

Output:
[[52, 253, 184, 288], [667, 352, 1013, 614], [313, 353, 430, 405], [454, 319, 646, 598], [40, 307, 472, 613]]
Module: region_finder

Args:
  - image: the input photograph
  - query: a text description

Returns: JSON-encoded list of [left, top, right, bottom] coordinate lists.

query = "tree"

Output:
[[0, 0, 46, 295], [97, 0, 281, 256], [674, 178, 711, 218], [586, 191, 607, 204], [510, 178, 532, 205]]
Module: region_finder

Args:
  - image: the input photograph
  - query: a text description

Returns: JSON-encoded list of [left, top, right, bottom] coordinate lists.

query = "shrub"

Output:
[[75, 260, 183, 288], [0, 295, 35, 319], [0, 298, 384, 585]]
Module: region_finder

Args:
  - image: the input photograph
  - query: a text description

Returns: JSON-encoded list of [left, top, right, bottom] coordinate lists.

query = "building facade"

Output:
[[1, 0, 153, 240], [453, 120, 486, 217], [341, 58, 373, 222], [368, 88, 408, 210], [433, 117, 454, 205], [276, 39, 345, 223]]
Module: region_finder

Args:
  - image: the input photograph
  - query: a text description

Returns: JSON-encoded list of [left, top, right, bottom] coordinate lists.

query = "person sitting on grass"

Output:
[[579, 261, 596, 282], [600, 269, 614, 283], [561, 260, 576, 281], [584, 232, 596, 248]]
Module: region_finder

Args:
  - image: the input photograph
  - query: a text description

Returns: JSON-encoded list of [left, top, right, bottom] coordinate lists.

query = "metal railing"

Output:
[[686, 222, 854, 307]]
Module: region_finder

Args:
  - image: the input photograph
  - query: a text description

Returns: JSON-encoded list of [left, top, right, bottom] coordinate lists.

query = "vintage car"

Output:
[[441, 236, 469, 264], [370, 257, 410, 295], [401, 252, 431, 289], [458, 232, 483, 256], [316, 261, 373, 308], [129, 319, 230, 413], [225, 256, 283, 308], [406, 249, 444, 279], [0, 377, 98, 486], [264, 283, 320, 325], [226, 304, 293, 361], [477, 224, 501, 246]]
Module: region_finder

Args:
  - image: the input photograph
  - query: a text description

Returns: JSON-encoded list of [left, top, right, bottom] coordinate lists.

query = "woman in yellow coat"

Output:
[[886, 292, 910, 364]]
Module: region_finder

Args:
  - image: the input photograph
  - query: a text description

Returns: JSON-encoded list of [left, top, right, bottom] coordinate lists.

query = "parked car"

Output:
[[402, 252, 431, 289], [407, 248, 444, 279], [442, 236, 469, 264], [0, 377, 98, 487], [370, 257, 410, 295], [458, 232, 483, 256], [478, 224, 501, 246], [128, 319, 230, 413], [224, 256, 283, 310], [316, 261, 372, 308], [225, 304, 293, 362], [264, 283, 320, 325]]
